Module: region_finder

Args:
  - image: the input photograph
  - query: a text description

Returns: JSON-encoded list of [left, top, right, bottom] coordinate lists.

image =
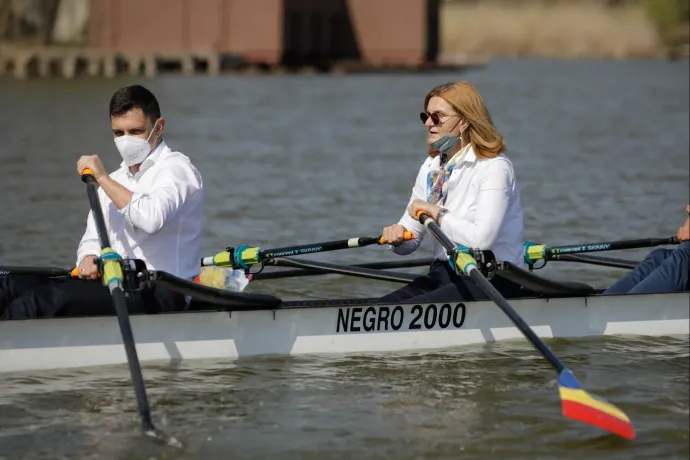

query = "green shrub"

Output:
[[644, 0, 689, 41]]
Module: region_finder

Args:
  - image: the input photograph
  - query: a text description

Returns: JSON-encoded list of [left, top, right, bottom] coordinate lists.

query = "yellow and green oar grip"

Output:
[[201, 246, 261, 269], [454, 252, 478, 275], [524, 242, 547, 263], [203, 251, 233, 268], [100, 248, 123, 286], [239, 247, 260, 266]]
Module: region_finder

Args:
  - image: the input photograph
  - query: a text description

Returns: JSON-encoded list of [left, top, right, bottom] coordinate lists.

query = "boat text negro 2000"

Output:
[[1, 290, 687, 374]]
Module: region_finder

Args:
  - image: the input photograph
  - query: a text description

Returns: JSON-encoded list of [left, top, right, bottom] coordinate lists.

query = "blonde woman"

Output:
[[380, 81, 525, 303]]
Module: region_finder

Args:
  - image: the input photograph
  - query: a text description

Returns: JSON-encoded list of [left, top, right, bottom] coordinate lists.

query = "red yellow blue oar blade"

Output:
[[558, 369, 635, 440]]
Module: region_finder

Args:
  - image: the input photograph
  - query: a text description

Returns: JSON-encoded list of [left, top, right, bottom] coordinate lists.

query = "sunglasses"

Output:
[[419, 111, 459, 126]]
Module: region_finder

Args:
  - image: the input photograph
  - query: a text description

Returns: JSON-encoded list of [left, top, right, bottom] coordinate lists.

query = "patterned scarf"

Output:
[[426, 144, 470, 206]]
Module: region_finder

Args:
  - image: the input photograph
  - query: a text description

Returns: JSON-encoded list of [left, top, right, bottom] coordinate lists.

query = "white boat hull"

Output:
[[1, 292, 688, 374]]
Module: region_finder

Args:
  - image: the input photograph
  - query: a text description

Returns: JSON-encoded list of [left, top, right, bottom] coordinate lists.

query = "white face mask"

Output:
[[114, 120, 160, 167]]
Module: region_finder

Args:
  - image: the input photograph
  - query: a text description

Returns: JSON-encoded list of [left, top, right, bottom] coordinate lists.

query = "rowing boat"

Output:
[[1, 290, 687, 374], [2, 233, 686, 440]]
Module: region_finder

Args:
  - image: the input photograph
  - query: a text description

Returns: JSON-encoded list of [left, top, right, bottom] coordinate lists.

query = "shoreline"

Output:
[[440, 1, 688, 60]]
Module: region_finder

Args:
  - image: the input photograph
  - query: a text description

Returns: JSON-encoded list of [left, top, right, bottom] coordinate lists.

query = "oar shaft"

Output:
[[204, 232, 414, 269], [423, 221, 456, 253], [417, 211, 566, 372], [252, 258, 435, 281], [109, 284, 155, 432], [466, 267, 564, 372], [258, 236, 382, 260], [527, 236, 679, 263], [546, 237, 678, 257], [264, 258, 417, 283], [81, 169, 155, 435], [84, 178, 112, 248], [552, 253, 640, 270], [0, 266, 72, 277]]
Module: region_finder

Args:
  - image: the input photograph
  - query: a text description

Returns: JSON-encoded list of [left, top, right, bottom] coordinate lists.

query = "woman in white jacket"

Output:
[[380, 81, 525, 303]]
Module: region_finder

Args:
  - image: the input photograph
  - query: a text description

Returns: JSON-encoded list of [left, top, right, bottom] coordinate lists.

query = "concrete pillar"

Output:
[[37, 53, 50, 77], [125, 55, 141, 76], [103, 55, 117, 78], [61, 55, 76, 78], [13, 53, 29, 80], [143, 55, 157, 78], [206, 54, 220, 76], [181, 55, 194, 76], [87, 54, 100, 76]]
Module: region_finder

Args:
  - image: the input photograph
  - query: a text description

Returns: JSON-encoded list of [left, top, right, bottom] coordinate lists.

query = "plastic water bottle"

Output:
[[195, 266, 249, 292]]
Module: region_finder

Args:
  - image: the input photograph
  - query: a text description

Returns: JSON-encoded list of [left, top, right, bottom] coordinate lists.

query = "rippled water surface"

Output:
[[0, 338, 688, 459], [0, 58, 688, 459]]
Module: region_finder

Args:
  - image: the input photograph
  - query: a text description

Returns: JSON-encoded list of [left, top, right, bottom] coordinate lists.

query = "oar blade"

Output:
[[558, 369, 635, 440]]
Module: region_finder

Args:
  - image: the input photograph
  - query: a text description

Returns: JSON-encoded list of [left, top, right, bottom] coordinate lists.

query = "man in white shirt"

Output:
[[0, 85, 204, 319]]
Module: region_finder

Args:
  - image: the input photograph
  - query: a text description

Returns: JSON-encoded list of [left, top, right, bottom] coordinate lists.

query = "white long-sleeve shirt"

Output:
[[76, 141, 204, 280], [393, 144, 524, 267]]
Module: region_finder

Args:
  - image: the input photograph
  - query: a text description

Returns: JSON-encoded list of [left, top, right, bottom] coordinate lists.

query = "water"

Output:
[[0, 58, 688, 458]]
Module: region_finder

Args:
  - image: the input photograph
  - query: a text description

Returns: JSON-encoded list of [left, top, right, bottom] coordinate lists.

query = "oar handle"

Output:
[[81, 168, 94, 182], [416, 210, 456, 251], [378, 231, 415, 245]]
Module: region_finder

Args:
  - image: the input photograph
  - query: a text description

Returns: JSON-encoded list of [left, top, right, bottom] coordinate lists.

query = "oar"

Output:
[[551, 253, 640, 270], [416, 211, 635, 440], [3, 233, 416, 280], [525, 237, 678, 264], [0, 266, 77, 277], [202, 232, 415, 270], [252, 257, 435, 281], [80, 168, 156, 436], [264, 257, 418, 283]]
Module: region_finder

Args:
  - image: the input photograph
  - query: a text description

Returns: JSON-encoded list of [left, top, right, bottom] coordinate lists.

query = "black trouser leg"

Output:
[[1, 276, 187, 319], [378, 261, 526, 304], [377, 261, 453, 304]]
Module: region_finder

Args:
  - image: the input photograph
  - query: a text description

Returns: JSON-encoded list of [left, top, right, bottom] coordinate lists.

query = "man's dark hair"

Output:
[[109, 85, 161, 123]]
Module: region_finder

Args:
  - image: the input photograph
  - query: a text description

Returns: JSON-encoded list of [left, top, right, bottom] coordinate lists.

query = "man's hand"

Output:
[[77, 155, 108, 183], [77, 255, 99, 280]]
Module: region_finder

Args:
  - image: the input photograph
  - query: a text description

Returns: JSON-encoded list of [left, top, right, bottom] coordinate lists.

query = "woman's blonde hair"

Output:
[[424, 81, 505, 159]]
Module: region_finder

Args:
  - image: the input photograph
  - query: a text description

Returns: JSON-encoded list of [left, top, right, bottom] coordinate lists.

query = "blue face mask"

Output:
[[430, 118, 463, 160], [430, 133, 460, 159]]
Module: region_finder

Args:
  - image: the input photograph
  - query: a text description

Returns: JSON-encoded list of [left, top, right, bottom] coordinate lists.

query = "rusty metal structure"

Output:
[[87, 0, 440, 68]]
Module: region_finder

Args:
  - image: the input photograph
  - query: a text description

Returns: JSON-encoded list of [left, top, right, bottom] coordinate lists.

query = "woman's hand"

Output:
[[382, 224, 409, 246], [407, 199, 440, 222]]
